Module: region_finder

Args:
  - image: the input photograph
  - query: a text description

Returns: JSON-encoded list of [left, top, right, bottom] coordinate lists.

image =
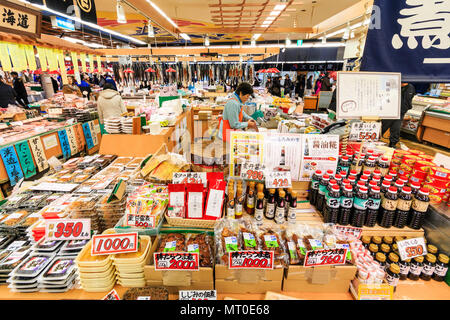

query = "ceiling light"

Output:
[[147, 0, 179, 29], [148, 20, 155, 37], [343, 22, 351, 40], [265, 16, 276, 21], [270, 10, 281, 16], [204, 35, 210, 46], [180, 33, 190, 41], [253, 34, 261, 40], [116, 0, 127, 24], [274, 4, 287, 11], [286, 37, 291, 46]]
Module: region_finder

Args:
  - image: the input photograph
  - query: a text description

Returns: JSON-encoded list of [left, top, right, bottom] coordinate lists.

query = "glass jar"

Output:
[[369, 243, 379, 258], [385, 263, 400, 291], [399, 259, 411, 280], [420, 253, 436, 281], [361, 236, 371, 249], [386, 252, 399, 271], [432, 254, 449, 282], [375, 252, 387, 270], [408, 256, 424, 280]]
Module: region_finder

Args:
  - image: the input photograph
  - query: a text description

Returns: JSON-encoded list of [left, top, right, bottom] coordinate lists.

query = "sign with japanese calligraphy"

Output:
[[125, 213, 155, 229], [57, 129, 71, 159], [154, 252, 200, 271], [45, 219, 91, 241], [70, 51, 79, 75], [14, 141, 36, 179], [172, 172, 207, 186], [76, 0, 98, 24], [179, 290, 217, 300], [82, 122, 94, 149], [0, 1, 41, 37], [229, 132, 265, 178], [333, 225, 363, 240], [299, 135, 339, 181], [361, 0, 450, 82], [0, 146, 24, 186], [91, 232, 138, 256], [80, 52, 87, 73], [337, 72, 401, 120], [73, 124, 86, 151], [65, 126, 78, 155], [89, 121, 99, 146], [24, 44, 36, 71], [240, 162, 266, 181], [228, 251, 274, 269], [265, 171, 292, 189], [357, 283, 393, 300], [396, 237, 427, 261], [349, 122, 382, 142], [29, 137, 48, 172], [304, 248, 347, 267]]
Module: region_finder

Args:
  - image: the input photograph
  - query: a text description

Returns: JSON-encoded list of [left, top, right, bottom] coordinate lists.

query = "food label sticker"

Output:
[[304, 248, 347, 267], [45, 219, 91, 241], [396, 237, 428, 261], [169, 191, 184, 207], [297, 239, 307, 255], [228, 251, 274, 269], [264, 235, 279, 248], [333, 225, 363, 240], [91, 233, 138, 256], [265, 171, 292, 189], [125, 214, 155, 229], [163, 241, 177, 252], [179, 290, 217, 300], [349, 122, 381, 142], [5, 240, 27, 251], [102, 289, 120, 300], [308, 239, 324, 250], [243, 232, 257, 248], [172, 172, 207, 186], [358, 284, 393, 300], [137, 296, 151, 300], [225, 236, 238, 252], [187, 192, 203, 218], [204, 189, 224, 219], [154, 252, 199, 271], [187, 244, 199, 253]]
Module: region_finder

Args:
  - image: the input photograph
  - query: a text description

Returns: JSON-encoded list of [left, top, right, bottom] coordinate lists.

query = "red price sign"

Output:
[[125, 214, 155, 228], [396, 237, 427, 261], [45, 219, 91, 241], [228, 251, 274, 269], [154, 252, 199, 271], [333, 225, 363, 240], [304, 248, 347, 267], [358, 132, 378, 141], [265, 171, 292, 189], [91, 232, 138, 256]]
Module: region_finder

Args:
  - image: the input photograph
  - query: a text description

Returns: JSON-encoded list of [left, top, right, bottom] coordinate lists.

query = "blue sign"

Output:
[[0, 146, 24, 186], [58, 130, 71, 159], [52, 16, 75, 31], [360, 0, 450, 82], [82, 123, 94, 150]]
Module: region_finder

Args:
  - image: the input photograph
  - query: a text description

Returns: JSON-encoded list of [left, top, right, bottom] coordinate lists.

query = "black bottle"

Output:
[[420, 254, 436, 281], [408, 256, 424, 280], [432, 254, 449, 282], [309, 170, 323, 207], [324, 184, 340, 224], [351, 186, 368, 228], [365, 186, 381, 227], [399, 259, 411, 280], [379, 186, 398, 228], [408, 188, 430, 230], [339, 184, 353, 226], [394, 186, 412, 228], [316, 174, 330, 213]]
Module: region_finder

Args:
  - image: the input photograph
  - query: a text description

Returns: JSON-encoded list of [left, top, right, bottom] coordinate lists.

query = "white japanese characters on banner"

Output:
[[299, 135, 339, 181]]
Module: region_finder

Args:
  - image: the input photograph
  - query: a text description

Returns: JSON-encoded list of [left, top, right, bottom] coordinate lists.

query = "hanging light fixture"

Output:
[[322, 33, 327, 44], [116, 0, 127, 24], [204, 35, 210, 47], [148, 20, 155, 37]]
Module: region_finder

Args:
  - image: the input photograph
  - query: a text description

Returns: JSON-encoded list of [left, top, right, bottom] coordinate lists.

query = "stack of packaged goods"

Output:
[[0, 240, 31, 284], [112, 235, 151, 288], [0, 209, 33, 238], [37, 255, 78, 293], [76, 240, 116, 292], [97, 195, 127, 231], [68, 195, 103, 233], [7, 253, 54, 292]]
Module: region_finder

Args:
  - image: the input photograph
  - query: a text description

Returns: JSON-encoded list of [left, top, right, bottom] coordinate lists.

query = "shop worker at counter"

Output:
[[218, 82, 258, 142]]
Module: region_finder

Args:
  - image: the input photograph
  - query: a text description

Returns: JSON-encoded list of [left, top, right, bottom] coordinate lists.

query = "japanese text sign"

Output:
[[179, 290, 217, 300], [333, 225, 363, 240], [102, 289, 120, 300], [172, 172, 207, 186], [57, 129, 71, 159], [0, 1, 41, 37], [154, 252, 200, 271], [82, 122, 94, 149], [228, 251, 274, 269], [0, 146, 24, 186], [45, 219, 91, 241], [14, 141, 36, 178], [265, 171, 292, 189], [396, 237, 427, 261], [125, 213, 155, 229], [349, 122, 382, 142], [240, 162, 266, 181], [28, 137, 48, 172], [304, 248, 348, 267]]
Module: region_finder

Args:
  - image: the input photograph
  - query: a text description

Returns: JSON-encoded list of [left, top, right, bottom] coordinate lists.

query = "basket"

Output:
[[164, 207, 224, 229]]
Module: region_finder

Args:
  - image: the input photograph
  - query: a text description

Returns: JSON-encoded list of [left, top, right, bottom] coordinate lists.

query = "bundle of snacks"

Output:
[[283, 224, 309, 265], [239, 217, 260, 251], [97, 194, 127, 230], [215, 219, 240, 265], [257, 226, 288, 267], [186, 233, 214, 267], [67, 195, 103, 232], [122, 286, 169, 300], [21, 193, 52, 209]]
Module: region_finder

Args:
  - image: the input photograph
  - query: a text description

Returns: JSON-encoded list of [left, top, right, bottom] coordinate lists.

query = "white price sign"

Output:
[[179, 290, 217, 300], [265, 171, 292, 189], [240, 162, 266, 181], [349, 122, 381, 142], [396, 237, 427, 261], [125, 214, 155, 228], [172, 172, 207, 186], [45, 219, 91, 241], [91, 232, 138, 256], [333, 225, 363, 240]]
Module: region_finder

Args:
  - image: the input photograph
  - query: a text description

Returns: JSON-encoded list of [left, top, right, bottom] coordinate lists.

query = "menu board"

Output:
[[337, 72, 401, 120]]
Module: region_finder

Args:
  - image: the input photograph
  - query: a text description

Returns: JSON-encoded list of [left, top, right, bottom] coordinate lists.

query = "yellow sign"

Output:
[[6, 43, 21, 71], [56, 50, 68, 85], [36, 46, 48, 71], [70, 51, 79, 74], [17, 44, 29, 71], [80, 52, 87, 72], [24, 44, 37, 71], [88, 54, 94, 71], [358, 284, 393, 300], [96, 55, 102, 73], [46, 48, 58, 71], [0, 1, 41, 37], [229, 132, 265, 177], [0, 42, 12, 71]]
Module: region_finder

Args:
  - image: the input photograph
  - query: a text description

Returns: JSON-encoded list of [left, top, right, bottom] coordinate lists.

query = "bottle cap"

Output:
[[381, 157, 389, 162], [425, 253, 436, 264], [389, 263, 400, 274], [291, 191, 297, 198], [414, 256, 424, 263], [381, 244, 390, 253], [359, 186, 368, 193], [279, 190, 286, 197], [372, 186, 381, 192], [394, 236, 404, 242], [342, 156, 349, 161], [368, 156, 376, 161], [357, 181, 365, 187], [369, 181, 378, 187], [360, 175, 369, 181], [340, 171, 347, 176], [438, 254, 449, 264], [373, 169, 381, 175], [343, 179, 350, 185], [335, 174, 342, 180], [389, 170, 397, 176], [395, 181, 405, 187], [369, 243, 378, 252], [332, 185, 340, 191], [388, 186, 398, 193], [402, 186, 412, 194], [257, 192, 264, 199], [419, 188, 430, 195], [350, 170, 357, 176], [329, 179, 337, 185], [427, 244, 438, 254], [323, 174, 330, 180], [399, 175, 408, 181], [372, 236, 382, 244], [361, 236, 371, 244], [362, 171, 371, 177], [348, 176, 356, 182], [410, 181, 421, 187], [383, 236, 393, 245], [376, 252, 386, 262], [315, 170, 323, 175], [384, 174, 393, 181], [388, 252, 399, 263], [382, 181, 391, 187], [368, 149, 374, 154], [344, 185, 353, 191], [326, 169, 334, 175]]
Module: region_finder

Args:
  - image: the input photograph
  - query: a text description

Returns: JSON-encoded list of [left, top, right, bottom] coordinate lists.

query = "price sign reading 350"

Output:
[[45, 219, 91, 241], [396, 237, 427, 261]]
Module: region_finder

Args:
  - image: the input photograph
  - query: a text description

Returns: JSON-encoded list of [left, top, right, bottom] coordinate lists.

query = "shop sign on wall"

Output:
[[0, 0, 41, 37]]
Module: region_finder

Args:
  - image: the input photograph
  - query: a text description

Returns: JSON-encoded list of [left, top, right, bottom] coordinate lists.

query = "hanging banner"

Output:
[[15, 141, 36, 179], [65, 126, 78, 155], [36, 46, 48, 71], [46, 48, 58, 71], [7, 43, 25, 71], [18, 44, 29, 71], [24, 44, 37, 71], [80, 52, 87, 72], [0, 146, 24, 186], [56, 50, 68, 85], [299, 135, 339, 181], [96, 55, 102, 73], [82, 122, 94, 150], [0, 0, 41, 38], [88, 121, 99, 146], [0, 42, 12, 71], [29, 136, 49, 172], [57, 130, 71, 159], [70, 51, 80, 74], [360, 0, 450, 82], [88, 54, 94, 71], [75, 0, 98, 24]]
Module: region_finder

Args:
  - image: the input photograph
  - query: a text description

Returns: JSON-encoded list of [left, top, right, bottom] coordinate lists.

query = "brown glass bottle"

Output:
[[385, 263, 400, 291], [375, 252, 387, 270], [246, 182, 256, 215], [432, 254, 449, 282], [409, 188, 430, 229], [380, 244, 391, 258], [420, 254, 436, 281], [408, 256, 424, 280], [399, 259, 411, 280], [235, 187, 244, 219], [275, 190, 286, 224], [361, 236, 371, 249], [369, 243, 379, 258], [372, 236, 382, 246], [254, 192, 264, 226], [265, 189, 276, 220], [288, 191, 298, 224]]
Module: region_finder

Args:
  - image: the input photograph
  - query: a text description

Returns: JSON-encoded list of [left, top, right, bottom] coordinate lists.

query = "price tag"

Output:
[[349, 122, 381, 142], [333, 225, 363, 240], [228, 251, 274, 269], [154, 252, 199, 271], [91, 232, 138, 256], [65, 118, 75, 126], [357, 284, 393, 300], [240, 162, 266, 181], [304, 248, 347, 267], [179, 290, 217, 300], [45, 219, 91, 241], [172, 172, 207, 186], [396, 237, 427, 261], [102, 289, 120, 300], [265, 171, 292, 189], [125, 214, 155, 228]]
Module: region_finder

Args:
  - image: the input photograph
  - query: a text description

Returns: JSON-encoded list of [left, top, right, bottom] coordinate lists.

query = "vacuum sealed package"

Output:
[[122, 286, 169, 300], [214, 218, 240, 265], [0, 244, 32, 274], [0, 210, 30, 228], [283, 224, 309, 265], [10, 253, 54, 278], [302, 225, 325, 251], [22, 193, 52, 209], [19, 212, 42, 228], [60, 240, 89, 255], [32, 238, 64, 253], [2, 194, 32, 210], [186, 233, 214, 267], [156, 233, 186, 253], [39, 256, 77, 282], [257, 225, 289, 267], [239, 217, 261, 251]]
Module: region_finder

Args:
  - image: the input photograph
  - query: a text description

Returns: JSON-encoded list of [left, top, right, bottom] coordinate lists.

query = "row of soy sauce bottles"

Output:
[[309, 165, 430, 230]]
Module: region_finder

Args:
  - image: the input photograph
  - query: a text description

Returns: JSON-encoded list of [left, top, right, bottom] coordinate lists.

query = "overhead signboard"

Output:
[[0, 0, 41, 38], [50, 16, 75, 31]]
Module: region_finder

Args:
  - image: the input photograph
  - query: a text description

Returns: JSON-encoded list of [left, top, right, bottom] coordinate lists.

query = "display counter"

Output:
[[417, 110, 450, 148]]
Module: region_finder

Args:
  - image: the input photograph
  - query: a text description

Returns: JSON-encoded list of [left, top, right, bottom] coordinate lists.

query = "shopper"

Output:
[[11, 72, 29, 108], [382, 83, 416, 148], [284, 74, 293, 96], [295, 74, 306, 98], [78, 75, 92, 99], [51, 76, 59, 94], [104, 73, 118, 91], [97, 83, 127, 124], [62, 76, 82, 96], [217, 82, 258, 141], [314, 75, 323, 95], [0, 76, 18, 108], [270, 76, 282, 97], [321, 72, 332, 91]]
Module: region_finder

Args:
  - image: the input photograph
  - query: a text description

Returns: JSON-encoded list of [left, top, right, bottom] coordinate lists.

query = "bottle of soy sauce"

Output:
[[265, 189, 276, 220], [275, 190, 286, 224], [337, 156, 350, 177], [316, 174, 330, 212], [377, 157, 390, 177], [379, 186, 398, 228], [380, 180, 391, 196], [288, 191, 298, 224], [408, 188, 430, 230], [432, 254, 449, 282], [309, 170, 323, 207], [420, 254, 437, 281], [351, 186, 368, 228], [325, 185, 340, 224], [365, 186, 381, 227], [408, 256, 424, 280], [394, 186, 412, 228], [382, 174, 393, 187], [339, 184, 354, 226], [254, 192, 265, 226]]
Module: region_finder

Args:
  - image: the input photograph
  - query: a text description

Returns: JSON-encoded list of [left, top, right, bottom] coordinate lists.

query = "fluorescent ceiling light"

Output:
[[62, 36, 107, 49], [16, 0, 146, 45], [270, 10, 281, 16], [265, 17, 276, 21], [147, 0, 179, 29], [204, 36, 210, 47], [180, 33, 191, 41], [286, 37, 291, 46], [116, 1, 127, 24], [261, 23, 271, 27], [274, 4, 286, 11]]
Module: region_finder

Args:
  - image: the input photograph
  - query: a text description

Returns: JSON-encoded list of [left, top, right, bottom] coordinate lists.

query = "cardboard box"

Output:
[[214, 264, 284, 294], [283, 265, 357, 293]]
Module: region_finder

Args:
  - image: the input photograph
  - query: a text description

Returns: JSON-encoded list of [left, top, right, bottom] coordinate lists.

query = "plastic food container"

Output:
[[11, 253, 54, 278], [2, 194, 32, 210]]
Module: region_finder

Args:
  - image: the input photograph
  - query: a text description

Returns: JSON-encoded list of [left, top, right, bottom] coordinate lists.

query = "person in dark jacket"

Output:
[[0, 76, 18, 108], [321, 72, 332, 91], [306, 76, 313, 90], [104, 74, 117, 91], [283, 74, 293, 96], [11, 72, 29, 107], [78, 75, 92, 99], [295, 74, 306, 98], [270, 76, 281, 97], [381, 83, 416, 148], [51, 76, 59, 94]]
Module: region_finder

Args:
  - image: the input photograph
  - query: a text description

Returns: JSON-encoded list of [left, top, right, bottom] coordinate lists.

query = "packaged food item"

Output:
[[44, 193, 66, 205], [32, 238, 64, 253], [122, 286, 169, 300], [39, 257, 76, 281], [60, 240, 89, 253], [11, 254, 54, 278], [125, 158, 144, 169], [186, 233, 213, 267], [19, 212, 42, 228], [112, 157, 134, 166], [3, 194, 32, 210], [257, 226, 288, 267], [73, 174, 91, 183], [0, 210, 30, 227], [156, 233, 186, 253], [21, 193, 52, 208], [186, 183, 204, 219], [215, 219, 240, 265], [238, 217, 260, 251], [0, 244, 31, 273]]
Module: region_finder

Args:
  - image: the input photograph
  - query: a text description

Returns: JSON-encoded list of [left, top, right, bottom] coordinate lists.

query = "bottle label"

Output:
[[235, 203, 243, 215], [399, 263, 410, 275], [254, 208, 264, 221], [340, 197, 353, 208], [312, 180, 319, 190], [227, 207, 235, 219], [266, 203, 275, 218], [225, 236, 238, 252], [340, 166, 349, 176], [243, 232, 257, 248], [275, 206, 285, 218], [297, 239, 307, 256], [410, 264, 423, 275], [326, 197, 340, 208], [397, 199, 412, 211], [382, 198, 397, 211], [247, 197, 254, 208], [434, 265, 448, 277], [367, 198, 381, 210], [412, 199, 429, 213], [353, 197, 368, 210], [318, 184, 327, 195], [422, 264, 435, 276], [385, 273, 399, 287], [288, 207, 297, 221], [288, 241, 298, 260]]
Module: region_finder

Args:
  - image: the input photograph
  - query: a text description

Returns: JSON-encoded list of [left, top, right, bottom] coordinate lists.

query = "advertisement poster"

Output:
[[229, 132, 264, 178], [299, 135, 339, 181]]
